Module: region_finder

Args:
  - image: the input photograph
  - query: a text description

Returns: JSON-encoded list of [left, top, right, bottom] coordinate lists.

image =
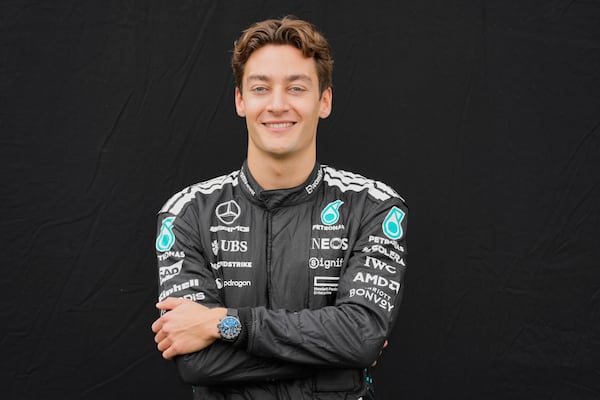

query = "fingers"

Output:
[[157, 338, 175, 360], [153, 324, 174, 359], [152, 297, 187, 334], [162, 346, 176, 360], [156, 296, 186, 311], [151, 318, 162, 333], [154, 329, 166, 344], [156, 336, 168, 352], [371, 340, 390, 367], [151, 298, 214, 359]]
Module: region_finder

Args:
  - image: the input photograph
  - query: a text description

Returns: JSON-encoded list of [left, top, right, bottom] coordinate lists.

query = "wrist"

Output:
[[212, 307, 228, 340]]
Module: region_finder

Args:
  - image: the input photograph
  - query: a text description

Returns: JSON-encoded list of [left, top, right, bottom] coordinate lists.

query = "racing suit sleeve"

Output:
[[239, 197, 408, 368], [155, 207, 310, 385]]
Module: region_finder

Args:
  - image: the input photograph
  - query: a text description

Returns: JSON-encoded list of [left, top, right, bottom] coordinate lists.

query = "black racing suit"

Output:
[[155, 161, 408, 399]]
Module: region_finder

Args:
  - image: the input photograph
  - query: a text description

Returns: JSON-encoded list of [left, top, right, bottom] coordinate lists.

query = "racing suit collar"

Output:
[[239, 161, 323, 209]]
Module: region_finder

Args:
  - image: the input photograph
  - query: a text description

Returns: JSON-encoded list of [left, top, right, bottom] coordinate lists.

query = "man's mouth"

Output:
[[264, 122, 295, 129]]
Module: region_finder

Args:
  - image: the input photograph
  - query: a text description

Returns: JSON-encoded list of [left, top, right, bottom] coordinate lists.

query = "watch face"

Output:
[[219, 316, 241, 340]]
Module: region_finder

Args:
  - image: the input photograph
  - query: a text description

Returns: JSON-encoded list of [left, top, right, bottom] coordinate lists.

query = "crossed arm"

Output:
[[151, 298, 387, 366]]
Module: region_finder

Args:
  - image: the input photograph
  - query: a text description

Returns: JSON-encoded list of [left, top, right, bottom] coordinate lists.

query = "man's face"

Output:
[[235, 44, 332, 162]]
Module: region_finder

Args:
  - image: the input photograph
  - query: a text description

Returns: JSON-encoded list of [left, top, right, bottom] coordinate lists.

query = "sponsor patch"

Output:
[[364, 256, 397, 274], [311, 237, 348, 250], [313, 276, 339, 295], [215, 200, 241, 225], [182, 292, 206, 301], [353, 272, 401, 293], [215, 278, 252, 289], [368, 235, 405, 253], [382, 206, 405, 240], [223, 279, 252, 288], [156, 216, 176, 252], [212, 239, 248, 255], [159, 260, 183, 285], [239, 170, 256, 196], [312, 224, 345, 231], [362, 244, 405, 265], [209, 225, 250, 233], [349, 288, 395, 312], [321, 200, 344, 225], [308, 257, 343, 269], [210, 261, 252, 270], [305, 167, 323, 194], [157, 250, 185, 261], [159, 278, 200, 301]]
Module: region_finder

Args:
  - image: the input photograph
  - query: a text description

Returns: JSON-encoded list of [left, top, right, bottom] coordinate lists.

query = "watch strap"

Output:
[[227, 308, 238, 318]]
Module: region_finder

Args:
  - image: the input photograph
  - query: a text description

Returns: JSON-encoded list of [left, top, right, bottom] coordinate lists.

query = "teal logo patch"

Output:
[[382, 207, 405, 240], [321, 200, 344, 225], [156, 216, 176, 252]]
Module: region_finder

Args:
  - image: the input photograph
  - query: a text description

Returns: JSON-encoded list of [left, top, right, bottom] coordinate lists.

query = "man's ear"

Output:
[[235, 87, 245, 117], [319, 87, 332, 119]]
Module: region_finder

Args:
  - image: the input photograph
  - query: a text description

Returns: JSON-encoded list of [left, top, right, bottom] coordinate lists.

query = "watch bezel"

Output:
[[218, 314, 241, 341]]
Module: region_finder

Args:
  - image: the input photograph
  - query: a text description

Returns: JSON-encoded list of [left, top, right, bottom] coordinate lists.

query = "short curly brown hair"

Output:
[[232, 16, 333, 95]]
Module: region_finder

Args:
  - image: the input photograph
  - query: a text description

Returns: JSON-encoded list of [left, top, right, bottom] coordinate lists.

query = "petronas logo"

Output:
[[321, 200, 344, 225], [382, 207, 405, 240], [156, 217, 176, 252]]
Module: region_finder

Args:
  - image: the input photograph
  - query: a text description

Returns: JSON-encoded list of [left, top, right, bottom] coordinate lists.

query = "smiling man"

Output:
[[152, 16, 408, 400], [239, 43, 331, 190]]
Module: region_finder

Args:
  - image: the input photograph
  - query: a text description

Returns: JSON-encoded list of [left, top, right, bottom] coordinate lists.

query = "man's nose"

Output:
[[267, 88, 289, 113]]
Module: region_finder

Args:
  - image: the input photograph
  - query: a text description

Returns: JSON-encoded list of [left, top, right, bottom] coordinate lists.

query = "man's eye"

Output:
[[252, 87, 267, 93], [290, 87, 305, 93]]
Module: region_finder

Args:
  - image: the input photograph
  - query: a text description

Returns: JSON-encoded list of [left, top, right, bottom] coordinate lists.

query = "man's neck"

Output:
[[247, 153, 316, 190]]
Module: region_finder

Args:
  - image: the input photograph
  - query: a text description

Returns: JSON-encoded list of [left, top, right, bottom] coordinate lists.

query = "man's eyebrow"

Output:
[[245, 74, 312, 83], [246, 74, 270, 82], [287, 74, 312, 83]]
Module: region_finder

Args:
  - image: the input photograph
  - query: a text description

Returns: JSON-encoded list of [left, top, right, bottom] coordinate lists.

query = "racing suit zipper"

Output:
[[265, 210, 273, 308]]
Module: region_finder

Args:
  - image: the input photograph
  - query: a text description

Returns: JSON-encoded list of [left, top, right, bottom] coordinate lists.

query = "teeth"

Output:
[[265, 122, 293, 129]]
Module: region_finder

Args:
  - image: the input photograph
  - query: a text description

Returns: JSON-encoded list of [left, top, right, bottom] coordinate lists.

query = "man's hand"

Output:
[[151, 297, 227, 359], [371, 340, 388, 367]]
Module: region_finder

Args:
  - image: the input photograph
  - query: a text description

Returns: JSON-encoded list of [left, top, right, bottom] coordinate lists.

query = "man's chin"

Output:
[[266, 149, 293, 159]]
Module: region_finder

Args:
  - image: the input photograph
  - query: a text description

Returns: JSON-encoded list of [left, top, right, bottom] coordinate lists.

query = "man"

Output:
[[151, 16, 408, 399]]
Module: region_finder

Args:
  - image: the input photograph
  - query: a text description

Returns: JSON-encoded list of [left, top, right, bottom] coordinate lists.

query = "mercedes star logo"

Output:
[[215, 200, 241, 225]]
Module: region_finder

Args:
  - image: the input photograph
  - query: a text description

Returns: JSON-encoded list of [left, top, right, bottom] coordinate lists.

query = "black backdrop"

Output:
[[2, 1, 600, 399]]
